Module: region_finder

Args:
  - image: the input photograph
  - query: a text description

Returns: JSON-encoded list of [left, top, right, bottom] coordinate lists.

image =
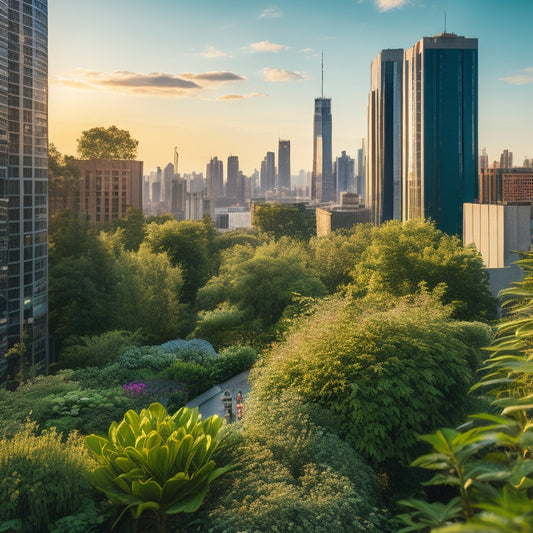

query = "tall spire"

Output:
[[444, 11, 447, 33], [173, 146, 179, 174], [321, 51, 324, 98]]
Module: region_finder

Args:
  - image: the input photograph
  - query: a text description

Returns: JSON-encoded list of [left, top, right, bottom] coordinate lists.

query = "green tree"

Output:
[[340, 219, 497, 321], [113, 207, 147, 252], [253, 203, 316, 241], [195, 238, 326, 347], [144, 219, 213, 304], [76, 125, 138, 160], [48, 143, 81, 209]]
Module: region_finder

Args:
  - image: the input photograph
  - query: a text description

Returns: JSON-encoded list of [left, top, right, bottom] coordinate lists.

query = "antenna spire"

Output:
[[321, 52, 324, 98], [444, 11, 447, 33]]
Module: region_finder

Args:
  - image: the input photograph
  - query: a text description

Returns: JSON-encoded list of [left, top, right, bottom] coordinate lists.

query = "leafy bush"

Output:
[[0, 423, 96, 533], [209, 345, 257, 383], [195, 391, 389, 532], [85, 403, 232, 531], [252, 293, 492, 465], [164, 361, 212, 400], [58, 330, 140, 369], [115, 346, 176, 371], [70, 363, 136, 389]]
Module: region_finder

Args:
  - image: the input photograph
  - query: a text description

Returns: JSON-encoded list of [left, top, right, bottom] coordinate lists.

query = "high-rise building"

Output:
[[480, 147, 489, 170], [402, 33, 478, 237], [260, 152, 276, 193], [0, 1, 49, 366], [206, 157, 223, 200], [335, 151, 355, 200], [500, 149, 513, 169], [312, 98, 334, 202], [226, 155, 243, 204], [356, 140, 366, 200], [367, 49, 403, 224], [278, 140, 291, 190], [163, 163, 174, 206]]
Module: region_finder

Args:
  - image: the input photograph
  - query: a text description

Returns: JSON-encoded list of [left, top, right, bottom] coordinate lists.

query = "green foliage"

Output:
[[252, 202, 316, 241], [112, 207, 147, 252], [115, 346, 176, 371], [59, 330, 140, 369], [0, 423, 97, 533], [144, 219, 214, 303], [76, 125, 138, 160], [49, 497, 113, 533], [252, 293, 492, 465], [397, 259, 533, 532], [48, 143, 81, 205], [164, 361, 212, 400], [209, 345, 257, 383], [195, 391, 388, 532], [70, 363, 137, 390], [85, 403, 232, 530], [195, 238, 326, 347]]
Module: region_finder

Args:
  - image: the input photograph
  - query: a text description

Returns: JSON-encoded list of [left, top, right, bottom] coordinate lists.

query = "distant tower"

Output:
[[173, 147, 179, 174], [226, 155, 243, 204], [206, 157, 223, 199], [278, 140, 291, 190], [500, 149, 513, 169], [312, 54, 334, 203], [335, 151, 355, 200], [261, 152, 276, 193], [367, 48, 403, 224], [402, 32, 478, 237], [480, 147, 489, 170], [356, 140, 366, 201]]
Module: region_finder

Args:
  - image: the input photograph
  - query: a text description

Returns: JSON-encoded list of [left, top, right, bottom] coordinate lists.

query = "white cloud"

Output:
[[262, 67, 307, 82], [250, 40, 290, 52], [217, 92, 267, 100], [501, 67, 533, 85], [300, 48, 313, 53], [376, 0, 409, 11], [52, 69, 246, 97], [200, 46, 229, 58], [260, 7, 281, 18]]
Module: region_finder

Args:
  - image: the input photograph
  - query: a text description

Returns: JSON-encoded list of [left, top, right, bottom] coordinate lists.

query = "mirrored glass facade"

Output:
[[1, 0, 48, 367], [312, 97, 333, 203]]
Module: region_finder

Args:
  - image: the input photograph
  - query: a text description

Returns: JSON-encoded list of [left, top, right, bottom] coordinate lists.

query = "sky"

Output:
[[49, 0, 533, 176]]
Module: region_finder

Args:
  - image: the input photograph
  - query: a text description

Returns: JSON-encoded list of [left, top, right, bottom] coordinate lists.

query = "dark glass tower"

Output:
[[312, 97, 333, 203], [1, 0, 48, 367], [278, 139, 290, 190], [403, 33, 478, 236], [367, 49, 403, 224]]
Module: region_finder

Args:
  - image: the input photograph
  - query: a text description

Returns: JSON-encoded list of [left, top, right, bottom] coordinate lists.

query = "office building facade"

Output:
[[1, 0, 48, 366], [260, 151, 275, 193], [367, 49, 403, 224], [312, 97, 334, 203], [206, 156, 223, 200], [402, 33, 478, 237], [335, 150, 355, 200]]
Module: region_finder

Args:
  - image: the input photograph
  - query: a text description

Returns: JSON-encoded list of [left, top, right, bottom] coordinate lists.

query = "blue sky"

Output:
[[49, 0, 533, 175]]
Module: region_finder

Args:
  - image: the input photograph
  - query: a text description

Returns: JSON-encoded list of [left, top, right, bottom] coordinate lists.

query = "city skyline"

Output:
[[49, 0, 533, 175]]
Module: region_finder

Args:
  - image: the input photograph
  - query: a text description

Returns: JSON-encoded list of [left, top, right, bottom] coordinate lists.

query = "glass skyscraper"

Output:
[[277, 139, 290, 190], [403, 33, 478, 237], [0, 0, 48, 368], [367, 48, 403, 224], [312, 97, 334, 203]]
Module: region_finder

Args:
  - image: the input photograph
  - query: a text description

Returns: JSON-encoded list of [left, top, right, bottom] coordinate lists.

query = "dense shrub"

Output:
[[164, 361, 212, 400], [0, 423, 97, 533], [252, 294, 493, 465], [115, 345, 176, 371], [209, 345, 257, 383], [194, 391, 388, 532], [58, 330, 140, 369], [70, 363, 136, 389]]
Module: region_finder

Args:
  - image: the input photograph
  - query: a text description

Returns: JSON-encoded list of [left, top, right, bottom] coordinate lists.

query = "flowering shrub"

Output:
[[122, 381, 147, 397]]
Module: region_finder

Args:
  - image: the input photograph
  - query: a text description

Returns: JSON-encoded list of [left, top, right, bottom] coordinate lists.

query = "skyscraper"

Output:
[[1, 0, 49, 366], [402, 33, 478, 236], [260, 152, 276, 193], [206, 157, 223, 200], [356, 140, 366, 200], [312, 98, 333, 202], [278, 140, 291, 190], [226, 155, 243, 203], [367, 49, 403, 224], [335, 151, 355, 200], [500, 149, 513, 169]]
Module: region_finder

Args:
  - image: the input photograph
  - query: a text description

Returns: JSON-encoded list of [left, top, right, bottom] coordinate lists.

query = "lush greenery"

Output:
[[251, 292, 493, 466], [396, 254, 533, 532], [86, 403, 232, 532], [76, 125, 139, 160], [253, 202, 316, 241], [194, 391, 389, 532]]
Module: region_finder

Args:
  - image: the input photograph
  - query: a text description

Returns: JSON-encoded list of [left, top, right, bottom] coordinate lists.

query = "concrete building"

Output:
[[464, 203, 530, 297], [278, 140, 291, 190], [1, 0, 49, 366], [312, 97, 334, 202], [260, 152, 276, 193], [500, 149, 513, 169], [403, 33, 478, 237], [480, 147, 489, 171], [367, 48, 403, 224], [356, 140, 366, 200], [226, 155, 244, 205], [74, 160, 143, 224], [316, 203, 370, 236], [214, 207, 252, 231]]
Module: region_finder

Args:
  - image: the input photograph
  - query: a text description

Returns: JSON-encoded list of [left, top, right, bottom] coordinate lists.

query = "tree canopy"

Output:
[[76, 125, 139, 160], [253, 203, 316, 241]]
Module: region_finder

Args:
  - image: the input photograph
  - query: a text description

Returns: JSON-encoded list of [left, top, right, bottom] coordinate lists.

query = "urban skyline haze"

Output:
[[49, 0, 533, 175]]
